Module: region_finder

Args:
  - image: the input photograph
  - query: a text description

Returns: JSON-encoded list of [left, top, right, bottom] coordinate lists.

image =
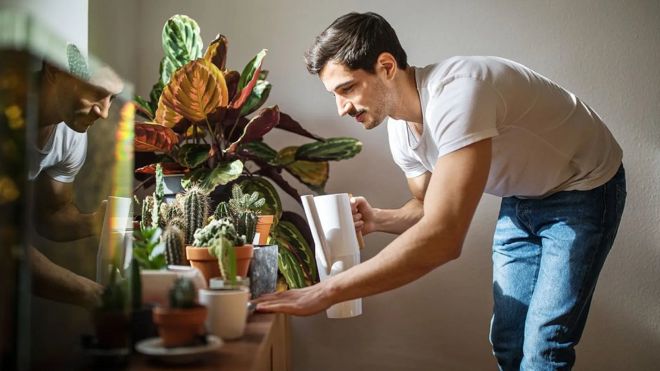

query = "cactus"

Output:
[[192, 218, 239, 247], [213, 201, 231, 220], [168, 277, 196, 309], [159, 201, 183, 228], [210, 236, 237, 283], [182, 185, 209, 245], [163, 224, 186, 265], [228, 184, 265, 214], [236, 211, 258, 245], [140, 195, 155, 231]]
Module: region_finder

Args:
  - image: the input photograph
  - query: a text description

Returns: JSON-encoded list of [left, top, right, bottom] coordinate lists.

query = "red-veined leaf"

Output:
[[203, 34, 228, 71], [226, 106, 280, 154], [134, 121, 179, 152]]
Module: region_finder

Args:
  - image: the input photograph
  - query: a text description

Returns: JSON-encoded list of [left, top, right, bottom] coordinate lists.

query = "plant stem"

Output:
[[205, 117, 223, 158]]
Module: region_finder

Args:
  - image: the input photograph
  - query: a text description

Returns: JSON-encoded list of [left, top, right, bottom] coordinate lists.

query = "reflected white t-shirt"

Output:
[[29, 122, 87, 183], [388, 56, 622, 198]]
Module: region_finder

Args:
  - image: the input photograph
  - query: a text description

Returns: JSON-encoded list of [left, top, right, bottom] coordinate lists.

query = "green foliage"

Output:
[[129, 259, 142, 311], [209, 234, 237, 283], [168, 277, 197, 309], [132, 227, 166, 270]]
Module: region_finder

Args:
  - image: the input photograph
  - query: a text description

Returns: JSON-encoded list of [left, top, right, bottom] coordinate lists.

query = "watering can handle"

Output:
[[301, 195, 332, 274]]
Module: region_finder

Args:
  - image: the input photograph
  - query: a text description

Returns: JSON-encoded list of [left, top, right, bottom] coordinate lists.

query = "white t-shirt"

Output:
[[388, 56, 622, 198], [29, 122, 87, 183]]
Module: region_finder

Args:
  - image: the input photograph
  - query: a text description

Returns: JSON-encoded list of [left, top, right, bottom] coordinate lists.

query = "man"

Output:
[[29, 47, 124, 310], [254, 12, 626, 370]]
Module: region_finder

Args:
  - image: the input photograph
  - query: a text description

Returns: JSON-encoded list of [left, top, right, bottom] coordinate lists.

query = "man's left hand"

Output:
[[252, 281, 334, 316]]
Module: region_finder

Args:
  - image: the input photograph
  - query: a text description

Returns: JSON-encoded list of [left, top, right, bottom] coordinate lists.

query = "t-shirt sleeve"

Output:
[[426, 77, 500, 158], [387, 120, 428, 178], [44, 135, 87, 183]]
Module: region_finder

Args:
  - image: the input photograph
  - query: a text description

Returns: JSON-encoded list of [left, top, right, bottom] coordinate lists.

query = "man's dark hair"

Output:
[[304, 12, 408, 75]]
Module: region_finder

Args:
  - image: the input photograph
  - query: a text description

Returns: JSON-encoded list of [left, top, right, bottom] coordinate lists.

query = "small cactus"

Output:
[[163, 224, 186, 265], [168, 277, 196, 309], [236, 211, 258, 245], [182, 186, 209, 245], [213, 201, 231, 220]]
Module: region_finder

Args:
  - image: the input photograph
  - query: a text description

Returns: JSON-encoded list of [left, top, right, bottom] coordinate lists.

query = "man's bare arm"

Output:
[[34, 174, 104, 241], [255, 139, 491, 315], [370, 172, 431, 235], [30, 246, 103, 310]]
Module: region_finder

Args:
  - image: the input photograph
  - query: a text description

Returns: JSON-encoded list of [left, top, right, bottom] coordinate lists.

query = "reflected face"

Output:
[[319, 61, 392, 130], [52, 67, 123, 133]]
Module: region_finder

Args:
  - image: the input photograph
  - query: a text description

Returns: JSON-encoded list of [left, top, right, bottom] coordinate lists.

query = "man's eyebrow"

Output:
[[331, 80, 354, 93]]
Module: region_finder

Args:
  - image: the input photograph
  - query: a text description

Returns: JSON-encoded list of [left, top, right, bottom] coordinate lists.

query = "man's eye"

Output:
[[342, 86, 353, 94]]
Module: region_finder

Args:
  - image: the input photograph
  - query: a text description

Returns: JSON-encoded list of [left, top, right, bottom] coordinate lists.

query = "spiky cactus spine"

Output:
[[140, 195, 155, 231], [214, 201, 231, 220], [183, 186, 208, 245], [169, 277, 196, 309], [163, 224, 186, 265]]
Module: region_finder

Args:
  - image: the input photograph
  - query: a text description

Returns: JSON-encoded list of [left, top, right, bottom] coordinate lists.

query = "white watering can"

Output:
[[301, 193, 362, 318]]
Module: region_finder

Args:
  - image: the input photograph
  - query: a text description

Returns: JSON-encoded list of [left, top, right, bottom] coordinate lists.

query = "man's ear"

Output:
[[375, 52, 398, 80]]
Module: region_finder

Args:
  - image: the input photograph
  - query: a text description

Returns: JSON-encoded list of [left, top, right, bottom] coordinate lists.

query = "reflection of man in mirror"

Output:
[[28, 44, 124, 309], [31, 47, 123, 240]]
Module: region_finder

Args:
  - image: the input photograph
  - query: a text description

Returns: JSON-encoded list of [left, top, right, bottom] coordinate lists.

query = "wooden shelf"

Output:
[[130, 313, 290, 371]]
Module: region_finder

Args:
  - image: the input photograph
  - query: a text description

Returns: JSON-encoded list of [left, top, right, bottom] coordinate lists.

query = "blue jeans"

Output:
[[489, 165, 626, 370]]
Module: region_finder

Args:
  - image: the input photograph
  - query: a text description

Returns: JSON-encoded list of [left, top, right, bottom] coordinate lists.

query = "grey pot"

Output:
[[248, 245, 278, 299]]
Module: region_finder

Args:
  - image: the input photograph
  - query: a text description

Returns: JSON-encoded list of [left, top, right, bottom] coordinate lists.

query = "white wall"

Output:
[[1, 0, 88, 54], [92, 1, 660, 370]]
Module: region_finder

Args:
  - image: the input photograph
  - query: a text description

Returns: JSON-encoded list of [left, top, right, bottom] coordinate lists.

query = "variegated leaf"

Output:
[[158, 58, 229, 122]]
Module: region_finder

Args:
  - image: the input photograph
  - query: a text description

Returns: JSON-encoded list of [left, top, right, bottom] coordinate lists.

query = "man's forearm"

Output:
[[373, 198, 424, 235], [37, 203, 99, 242], [325, 216, 463, 304], [30, 246, 102, 309]]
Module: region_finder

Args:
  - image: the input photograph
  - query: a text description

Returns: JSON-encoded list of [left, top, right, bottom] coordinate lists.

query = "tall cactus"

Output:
[[163, 224, 186, 265], [182, 186, 209, 245], [213, 201, 231, 220]]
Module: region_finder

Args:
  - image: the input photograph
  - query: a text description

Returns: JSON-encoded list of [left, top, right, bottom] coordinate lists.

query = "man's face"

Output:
[[319, 61, 392, 130], [53, 67, 123, 133]]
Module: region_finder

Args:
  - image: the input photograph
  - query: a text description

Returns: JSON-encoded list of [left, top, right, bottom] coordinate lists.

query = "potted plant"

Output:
[[133, 14, 363, 290], [93, 266, 130, 349], [152, 277, 207, 348]]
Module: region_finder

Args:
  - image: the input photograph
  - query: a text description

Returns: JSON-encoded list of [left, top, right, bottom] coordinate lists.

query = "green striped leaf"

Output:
[[295, 137, 362, 161], [161, 14, 203, 85], [277, 147, 328, 192], [272, 220, 317, 288]]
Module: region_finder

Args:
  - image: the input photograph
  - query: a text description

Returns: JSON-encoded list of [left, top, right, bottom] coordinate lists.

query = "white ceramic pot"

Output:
[[198, 287, 250, 340]]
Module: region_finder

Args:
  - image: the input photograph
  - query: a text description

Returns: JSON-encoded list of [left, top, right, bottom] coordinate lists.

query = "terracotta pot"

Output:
[[153, 305, 207, 348], [256, 215, 275, 245], [186, 246, 220, 284], [235, 244, 254, 278]]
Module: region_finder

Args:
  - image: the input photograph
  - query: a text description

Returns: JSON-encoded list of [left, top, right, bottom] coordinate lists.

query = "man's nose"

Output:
[[335, 95, 351, 117], [94, 96, 111, 119]]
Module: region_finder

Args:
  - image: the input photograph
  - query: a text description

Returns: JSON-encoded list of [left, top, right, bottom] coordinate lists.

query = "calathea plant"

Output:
[[133, 15, 362, 289]]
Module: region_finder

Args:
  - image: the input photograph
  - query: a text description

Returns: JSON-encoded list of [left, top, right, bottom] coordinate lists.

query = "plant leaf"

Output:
[[277, 147, 328, 191], [224, 70, 240, 103], [238, 141, 278, 164], [276, 112, 324, 141], [134, 121, 179, 152], [200, 160, 244, 192], [272, 220, 317, 287], [154, 94, 184, 128], [134, 96, 155, 120], [161, 14, 203, 85], [240, 80, 271, 116], [226, 106, 280, 154], [159, 58, 229, 122], [203, 34, 228, 71], [135, 162, 186, 175], [295, 137, 363, 161], [231, 49, 267, 109], [176, 143, 211, 168], [255, 167, 303, 206]]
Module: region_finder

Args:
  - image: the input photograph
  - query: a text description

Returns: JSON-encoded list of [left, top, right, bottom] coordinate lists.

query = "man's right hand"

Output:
[[350, 196, 377, 235]]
